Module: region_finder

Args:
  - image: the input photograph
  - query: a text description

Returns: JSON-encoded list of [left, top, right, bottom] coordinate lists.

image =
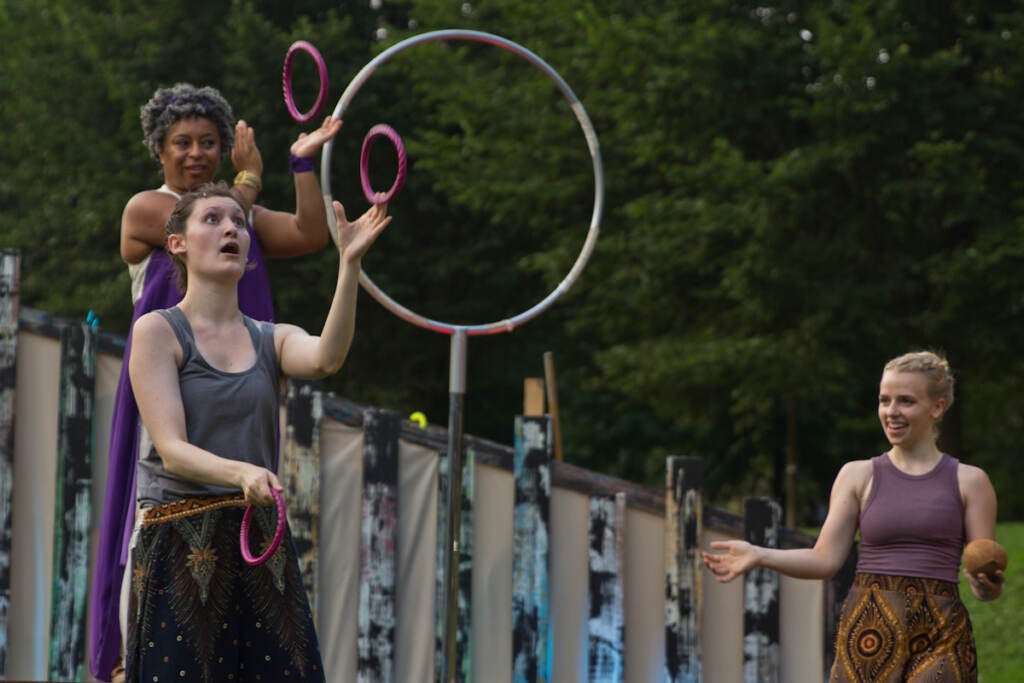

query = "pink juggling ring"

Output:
[[282, 41, 329, 124], [360, 123, 407, 204], [240, 487, 286, 566]]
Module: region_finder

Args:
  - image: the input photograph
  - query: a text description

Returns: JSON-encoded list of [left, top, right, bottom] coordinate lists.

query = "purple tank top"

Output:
[[857, 453, 964, 582]]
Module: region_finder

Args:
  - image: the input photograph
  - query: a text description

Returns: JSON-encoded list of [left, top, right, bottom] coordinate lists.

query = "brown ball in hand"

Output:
[[962, 539, 1008, 582]]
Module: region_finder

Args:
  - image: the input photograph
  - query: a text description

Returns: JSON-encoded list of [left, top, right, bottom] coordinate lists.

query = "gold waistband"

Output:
[[141, 493, 247, 527], [853, 572, 960, 596]]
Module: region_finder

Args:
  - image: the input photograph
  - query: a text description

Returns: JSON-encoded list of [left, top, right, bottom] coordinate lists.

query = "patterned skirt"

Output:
[[125, 495, 325, 683], [830, 573, 977, 683]]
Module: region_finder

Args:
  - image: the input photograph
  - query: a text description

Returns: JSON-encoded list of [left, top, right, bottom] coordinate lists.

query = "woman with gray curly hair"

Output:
[[90, 82, 343, 682], [122, 82, 340, 305]]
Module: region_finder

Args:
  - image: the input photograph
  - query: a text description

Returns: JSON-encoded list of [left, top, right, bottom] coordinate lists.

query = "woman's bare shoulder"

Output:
[[133, 309, 172, 336], [123, 189, 176, 214], [957, 461, 994, 489], [833, 458, 875, 496], [837, 458, 875, 479]]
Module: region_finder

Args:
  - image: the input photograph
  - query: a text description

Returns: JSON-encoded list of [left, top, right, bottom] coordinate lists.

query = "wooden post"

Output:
[[281, 378, 322, 622], [435, 447, 474, 683], [48, 322, 96, 681], [664, 456, 703, 683], [512, 416, 551, 683], [743, 497, 781, 683], [359, 409, 401, 683], [542, 352, 564, 462], [523, 378, 545, 417], [0, 250, 19, 675], [588, 491, 626, 683]]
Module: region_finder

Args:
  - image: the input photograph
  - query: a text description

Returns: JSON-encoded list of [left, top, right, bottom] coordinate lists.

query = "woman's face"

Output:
[[172, 195, 250, 281], [158, 116, 222, 193], [877, 370, 946, 449]]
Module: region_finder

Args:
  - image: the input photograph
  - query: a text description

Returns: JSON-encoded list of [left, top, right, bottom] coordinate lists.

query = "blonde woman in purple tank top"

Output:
[[702, 351, 1004, 682]]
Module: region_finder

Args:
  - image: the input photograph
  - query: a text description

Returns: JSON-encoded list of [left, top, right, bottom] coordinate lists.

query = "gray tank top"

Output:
[[856, 453, 964, 582], [136, 306, 279, 505]]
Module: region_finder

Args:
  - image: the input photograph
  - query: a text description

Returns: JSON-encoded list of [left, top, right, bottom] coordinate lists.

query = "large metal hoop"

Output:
[[321, 29, 603, 337]]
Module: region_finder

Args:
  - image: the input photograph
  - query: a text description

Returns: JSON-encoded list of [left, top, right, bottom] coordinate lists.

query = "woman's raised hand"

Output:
[[232, 120, 264, 176], [290, 116, 343, 160], [332, 197, 391, 263]]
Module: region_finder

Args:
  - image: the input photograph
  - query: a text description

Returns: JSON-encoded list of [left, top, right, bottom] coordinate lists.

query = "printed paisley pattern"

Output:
[[831, 573, 977, 683], [126, 495, 323, 682]]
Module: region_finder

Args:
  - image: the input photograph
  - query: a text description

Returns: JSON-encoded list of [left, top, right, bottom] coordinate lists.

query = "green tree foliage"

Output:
[[3, 0, 1024, 518], [378, 0, 1024, 517], [0, 0, 373, 331]]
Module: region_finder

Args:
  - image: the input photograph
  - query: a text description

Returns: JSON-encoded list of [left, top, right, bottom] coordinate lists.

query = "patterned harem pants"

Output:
[[125, 495, 325, 683], [830, 572, 977, 682]]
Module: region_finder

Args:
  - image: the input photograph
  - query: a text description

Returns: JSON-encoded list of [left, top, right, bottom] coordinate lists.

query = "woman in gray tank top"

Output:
[[123, 182, 391, 683], [94, 83, 343, 683], [702, 351, 1004, 682]]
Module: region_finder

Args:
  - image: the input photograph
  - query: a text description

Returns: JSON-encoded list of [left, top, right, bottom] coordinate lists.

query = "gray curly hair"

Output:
[[140, 83, 235, 161]]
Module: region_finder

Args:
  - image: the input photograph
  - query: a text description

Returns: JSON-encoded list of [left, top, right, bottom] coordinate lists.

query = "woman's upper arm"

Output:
[[250, 205, 328, 259], [274, 323, 327, 380], [121, 192, 170, 264], [813, 461, 867, 571], [961, 464, 998, 542], [129, 313, 187, 448]]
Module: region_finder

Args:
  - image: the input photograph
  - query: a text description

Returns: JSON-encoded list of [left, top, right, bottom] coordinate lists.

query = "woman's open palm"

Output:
[[333, 198, 391, 262]]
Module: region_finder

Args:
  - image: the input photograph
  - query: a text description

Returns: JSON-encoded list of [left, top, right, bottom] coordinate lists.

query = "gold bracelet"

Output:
[[233, 170, 262, 193]]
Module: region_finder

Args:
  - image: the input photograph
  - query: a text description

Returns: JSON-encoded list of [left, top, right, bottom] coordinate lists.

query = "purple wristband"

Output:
[[290, 154, 316, 174]]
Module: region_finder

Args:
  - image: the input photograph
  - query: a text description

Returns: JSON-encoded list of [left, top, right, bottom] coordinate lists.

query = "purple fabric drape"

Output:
[[89, 240, 274, 681]]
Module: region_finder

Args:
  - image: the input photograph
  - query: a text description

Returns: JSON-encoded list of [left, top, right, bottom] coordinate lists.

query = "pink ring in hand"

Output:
[[240, 487, 286, 566], [360, 124, 407, 205], [282, 40, 329, 124]]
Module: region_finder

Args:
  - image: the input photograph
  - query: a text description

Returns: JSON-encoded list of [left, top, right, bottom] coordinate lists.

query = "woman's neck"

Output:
[[888, 443, 943, 474], [178, 280, 241, 324], [163, 179, 191, 196]]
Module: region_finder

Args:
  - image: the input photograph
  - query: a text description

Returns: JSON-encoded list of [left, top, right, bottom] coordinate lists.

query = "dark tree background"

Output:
[[3, 0, 1023, 519]]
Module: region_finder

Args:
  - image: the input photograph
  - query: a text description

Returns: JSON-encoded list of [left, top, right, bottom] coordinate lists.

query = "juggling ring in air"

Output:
[[239, 487, 287, 566], [320, 29, 604, 336], [360, 123, 407, 205], [282, 40, 329, 124]]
